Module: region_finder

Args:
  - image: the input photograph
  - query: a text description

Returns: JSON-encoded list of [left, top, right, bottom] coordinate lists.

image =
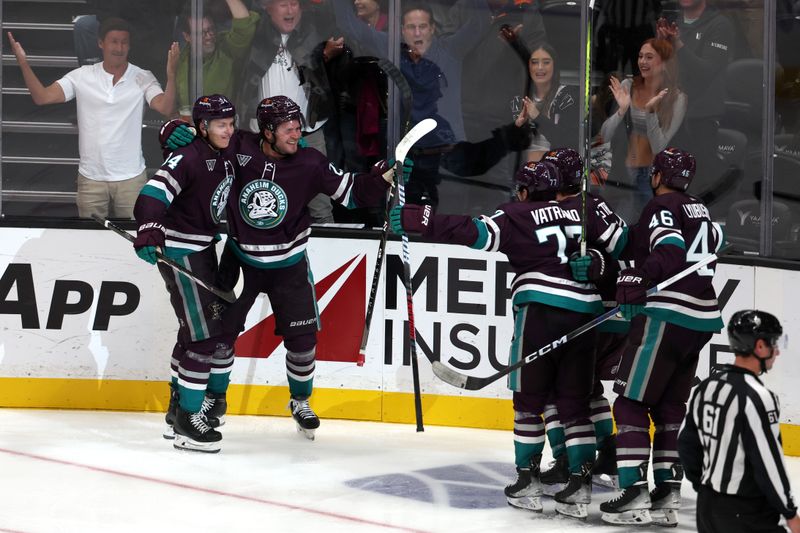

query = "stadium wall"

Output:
[[1, 228, 798, 454]]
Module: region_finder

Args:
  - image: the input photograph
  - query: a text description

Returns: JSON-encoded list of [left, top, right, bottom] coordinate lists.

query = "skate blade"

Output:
[[542, 482, 567, 497], [651, 508, 679, 527], [163, 424, 175, 440], [173, 435, 221, 453], [506, 495, 543, 512], [601, 509, 653, 525], [555, 502, 588, 519], [297, 426, 316, 440], [593, 474, 619, 489]]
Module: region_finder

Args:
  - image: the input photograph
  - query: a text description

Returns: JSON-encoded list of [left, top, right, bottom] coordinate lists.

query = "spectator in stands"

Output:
[[656, 0, 733, 190], [237, 0, 337, 223], [598, 38, 686, 222], [329, 0, 492, 207], [73, 0, 186, 75], [323, 0, 389, 226], [325, 0, 388, 173], [511, 42, 579, 162], [454, 0, 546, 144], [353, 0, 387, 30], [8, 18, 178, 219], [175, 0, 259, 119]]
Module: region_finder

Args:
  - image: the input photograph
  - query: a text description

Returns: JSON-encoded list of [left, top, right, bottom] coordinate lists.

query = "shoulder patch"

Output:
[[206, 159, 216, 172], [237, 154, 252, 167]]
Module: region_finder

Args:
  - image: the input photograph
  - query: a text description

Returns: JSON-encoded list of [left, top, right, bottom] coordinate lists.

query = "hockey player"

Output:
[[540, 150, 631, 493], [215, 96, 400, 439], [390, 153, 626, 519], [679, 310, 800, 533], [133, 94, 237, 453], [599, 148, 725, 526], [161, 95, 404, 439]]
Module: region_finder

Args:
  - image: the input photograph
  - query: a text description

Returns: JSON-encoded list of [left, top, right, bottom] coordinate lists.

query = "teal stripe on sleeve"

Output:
[[139, 184, 171, 206], [470, 218, 489, 250], [654, 236, 686, 250]]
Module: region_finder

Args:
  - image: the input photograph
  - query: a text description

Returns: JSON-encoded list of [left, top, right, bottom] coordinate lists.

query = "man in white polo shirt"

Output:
[[8, 17, 178, 219]]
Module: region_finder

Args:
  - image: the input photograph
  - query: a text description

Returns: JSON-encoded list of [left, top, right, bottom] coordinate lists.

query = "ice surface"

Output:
[[0, 409, 796, 532]]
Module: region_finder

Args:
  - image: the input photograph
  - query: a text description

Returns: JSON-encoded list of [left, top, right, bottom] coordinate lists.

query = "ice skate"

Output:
[[592, 436, 618, 488], [200, 391, 227, 428], [600, 481, 653, 525], [163, 383, 179, 440], [504, 455, 543, 512], [650, 465, 683, 527], [173, 407, 222, 453], [540, 453, 569, 496], [289, 396, 320, 440], [554, 461, 593, 519]]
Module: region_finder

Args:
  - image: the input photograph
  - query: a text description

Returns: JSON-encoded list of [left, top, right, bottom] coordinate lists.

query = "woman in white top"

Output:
[[512, 43, 578, 162], [599, 37, 687, 222]]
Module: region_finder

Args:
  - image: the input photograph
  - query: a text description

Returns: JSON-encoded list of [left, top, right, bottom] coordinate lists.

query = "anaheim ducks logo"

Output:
[[239, 179, 288, 229], [210, 174, 233, 224]]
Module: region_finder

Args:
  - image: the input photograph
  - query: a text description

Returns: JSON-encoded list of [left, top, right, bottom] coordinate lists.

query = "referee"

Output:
[[678, 310, 800, 533]]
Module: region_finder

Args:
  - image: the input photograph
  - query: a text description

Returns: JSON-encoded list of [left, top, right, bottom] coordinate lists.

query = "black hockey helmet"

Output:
[[514, 160, 560, 200], [651, 147, 695, 192], [257, 95, 304, 134], [191, 94, 236, 130], [727, 310, 783, 355], [542, 148, 583, 191]]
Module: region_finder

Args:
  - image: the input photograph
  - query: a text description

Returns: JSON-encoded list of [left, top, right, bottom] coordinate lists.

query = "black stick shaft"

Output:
[[433, 250, 724, 390], [93, 215, 235, 303], [359, 59, 413, 366]]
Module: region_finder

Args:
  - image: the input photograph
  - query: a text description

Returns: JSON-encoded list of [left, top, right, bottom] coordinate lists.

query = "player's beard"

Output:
[[270, 139, 294, 157]]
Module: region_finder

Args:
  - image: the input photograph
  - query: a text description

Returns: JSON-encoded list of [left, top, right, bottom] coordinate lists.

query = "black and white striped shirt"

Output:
[[678, 364, 798, 519]]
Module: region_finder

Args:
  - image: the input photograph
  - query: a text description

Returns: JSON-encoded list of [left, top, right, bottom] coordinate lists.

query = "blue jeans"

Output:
[[73, 15, 101, 66]]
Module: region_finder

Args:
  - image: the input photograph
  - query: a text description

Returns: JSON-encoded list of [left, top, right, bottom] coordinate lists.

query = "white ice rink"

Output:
[[1, 408, 798, 533]]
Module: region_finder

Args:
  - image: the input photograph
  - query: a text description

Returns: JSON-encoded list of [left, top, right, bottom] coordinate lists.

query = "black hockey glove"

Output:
[[133, 222, 166, 265], [389, 204, 432, 235], [615, 268, 648, 320], [569, 248, 606, 282]]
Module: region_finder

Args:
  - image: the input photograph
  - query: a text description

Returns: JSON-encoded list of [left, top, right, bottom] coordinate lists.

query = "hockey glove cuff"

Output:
[[390, 204, 432, 235], [134, 222, 166, 265], [159, 119, 196, 151], [372, 158, 414, 185], [569, 248, 606, 282], [616, 268, 648, 320]]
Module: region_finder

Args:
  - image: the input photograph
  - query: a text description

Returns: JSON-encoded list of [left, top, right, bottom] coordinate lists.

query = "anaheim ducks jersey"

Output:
[[627, 191, 725, 332], [225, 131, 389, 269], [421, 193, 626, 314], [135, 139, 233, 258]]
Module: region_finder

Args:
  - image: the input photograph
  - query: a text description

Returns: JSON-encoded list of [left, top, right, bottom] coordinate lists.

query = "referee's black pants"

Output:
[[697, 486, 785, 533]]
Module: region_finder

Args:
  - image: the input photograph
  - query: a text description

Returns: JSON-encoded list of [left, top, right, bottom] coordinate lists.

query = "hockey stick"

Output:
[[578, 0, 595, 257], [395, 118, 437, 432], [431, 250, 721, 390], [358, 58, 414, 366], [92, 215, 236, 303]]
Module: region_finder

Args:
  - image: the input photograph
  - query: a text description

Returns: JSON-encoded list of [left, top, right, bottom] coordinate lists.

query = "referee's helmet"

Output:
[[727, 310, 783, 355]]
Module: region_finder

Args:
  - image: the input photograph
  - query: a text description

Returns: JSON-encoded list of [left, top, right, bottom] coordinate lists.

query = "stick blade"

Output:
[[395, 118, 437, 162], [431, 361, 468, 389]]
